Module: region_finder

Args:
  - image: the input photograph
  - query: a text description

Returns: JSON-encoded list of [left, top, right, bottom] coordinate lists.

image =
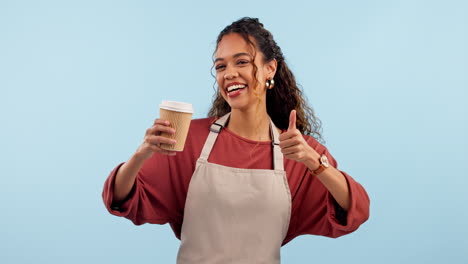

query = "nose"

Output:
[[224, 69, 238, 80]]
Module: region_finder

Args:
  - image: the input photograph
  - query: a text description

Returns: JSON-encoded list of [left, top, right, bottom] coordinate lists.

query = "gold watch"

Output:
[[311, 154, 329, 175]]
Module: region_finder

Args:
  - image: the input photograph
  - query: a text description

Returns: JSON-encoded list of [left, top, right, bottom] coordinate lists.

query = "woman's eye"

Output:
[[237, 60, 249, 65], [215, 65, 225, 70]]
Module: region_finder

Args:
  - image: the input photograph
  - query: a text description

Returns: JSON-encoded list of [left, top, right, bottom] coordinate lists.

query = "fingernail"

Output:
[[171, 140, 177, 144]]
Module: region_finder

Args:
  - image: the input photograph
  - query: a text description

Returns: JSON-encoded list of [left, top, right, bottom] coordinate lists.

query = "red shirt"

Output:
[[102, 117, 370, 245]]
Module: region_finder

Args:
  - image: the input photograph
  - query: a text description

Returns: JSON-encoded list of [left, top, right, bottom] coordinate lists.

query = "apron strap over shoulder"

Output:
[[199, 113, 230, 161], [269, 119, 284, 171]]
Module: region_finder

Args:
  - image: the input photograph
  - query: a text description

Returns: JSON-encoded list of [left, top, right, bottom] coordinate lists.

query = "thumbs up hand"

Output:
[[279, 110, 320, 167]]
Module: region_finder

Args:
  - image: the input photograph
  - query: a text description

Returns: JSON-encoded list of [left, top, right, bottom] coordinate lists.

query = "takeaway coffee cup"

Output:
[[159, 101, 194, 151]]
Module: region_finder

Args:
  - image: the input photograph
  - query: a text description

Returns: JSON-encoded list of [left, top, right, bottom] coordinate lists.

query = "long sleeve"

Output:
[[283, 138, 370, 244], [101, 154, 181, 225], [101, 118, 213, 236]]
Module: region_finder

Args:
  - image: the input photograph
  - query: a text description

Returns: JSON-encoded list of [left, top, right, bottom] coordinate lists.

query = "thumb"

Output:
[[288, 109, 297, 131]]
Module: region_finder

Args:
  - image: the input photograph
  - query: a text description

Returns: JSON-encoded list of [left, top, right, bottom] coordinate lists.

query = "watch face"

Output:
[[320, 155, 330, 168]]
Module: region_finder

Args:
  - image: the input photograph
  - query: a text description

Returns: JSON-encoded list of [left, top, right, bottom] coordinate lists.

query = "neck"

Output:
[[226, 107, 272, 141]]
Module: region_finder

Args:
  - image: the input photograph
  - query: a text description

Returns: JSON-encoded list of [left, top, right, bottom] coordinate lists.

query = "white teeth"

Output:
[[227, 84, 246, 92]]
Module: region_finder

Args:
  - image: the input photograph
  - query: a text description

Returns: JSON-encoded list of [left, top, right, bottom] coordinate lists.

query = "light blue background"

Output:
[[1, 0, 467, 263]]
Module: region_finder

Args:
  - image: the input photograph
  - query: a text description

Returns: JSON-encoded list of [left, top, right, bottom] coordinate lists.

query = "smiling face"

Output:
[[214, 33, 276, 112]]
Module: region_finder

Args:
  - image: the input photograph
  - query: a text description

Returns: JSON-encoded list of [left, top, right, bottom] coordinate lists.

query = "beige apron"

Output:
[[176, 113, 292, 264]]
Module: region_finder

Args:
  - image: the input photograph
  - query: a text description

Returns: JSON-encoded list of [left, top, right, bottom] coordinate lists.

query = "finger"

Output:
[[147, 124, 176, 135], [282, 146, 305, 160], [146, 135, 177, 146], [281, 144, 300, 155], [283, 153, 297, 161], [279, 137, 300, 149], [284, 152, 303, 161], [154, 119, 171, 126], [147, 144, 177, 156], [288, 110, 297, 131], [279, 130, 291, 141], [279, 129, 300, 142]]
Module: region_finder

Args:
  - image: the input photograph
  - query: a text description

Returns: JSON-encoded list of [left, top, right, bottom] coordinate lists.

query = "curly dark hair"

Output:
[[208, 17, 323, 141]]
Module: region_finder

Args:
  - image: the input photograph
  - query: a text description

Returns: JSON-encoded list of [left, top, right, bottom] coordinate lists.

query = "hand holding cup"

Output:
[[135, 119, 178, 160], [135, 101, 193, 160]]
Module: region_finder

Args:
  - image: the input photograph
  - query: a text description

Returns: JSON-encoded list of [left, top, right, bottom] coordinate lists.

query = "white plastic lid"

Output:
[[160, 100, 194, 113]]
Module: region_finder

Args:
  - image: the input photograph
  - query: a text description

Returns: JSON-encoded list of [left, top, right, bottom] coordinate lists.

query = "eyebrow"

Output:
[[214, 52, 251, 63]]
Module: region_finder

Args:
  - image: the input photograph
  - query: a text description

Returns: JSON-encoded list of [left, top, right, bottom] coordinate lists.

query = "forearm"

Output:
[[113, 153, 146, 203], [315, 167, 350, 211], [304, 153, 351, 211]]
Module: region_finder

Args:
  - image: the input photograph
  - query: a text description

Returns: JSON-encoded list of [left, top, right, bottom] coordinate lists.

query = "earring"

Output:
[[266, 79, 275, 89]]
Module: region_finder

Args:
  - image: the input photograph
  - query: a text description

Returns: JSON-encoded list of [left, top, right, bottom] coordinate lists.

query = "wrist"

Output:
[[132, 151, 150, 163], [304, 151, 321, 171], [309, 154, 330, 176]]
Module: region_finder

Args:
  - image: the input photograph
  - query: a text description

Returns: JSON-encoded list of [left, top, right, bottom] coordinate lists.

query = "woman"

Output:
[[103, 17, 370, 263]]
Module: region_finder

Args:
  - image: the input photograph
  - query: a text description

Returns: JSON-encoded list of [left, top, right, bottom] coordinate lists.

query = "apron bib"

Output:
[[176, 113, 292, 264]]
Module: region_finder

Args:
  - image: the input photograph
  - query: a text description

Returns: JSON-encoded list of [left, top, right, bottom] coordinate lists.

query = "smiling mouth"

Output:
[[226, 84, 247, 94]]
